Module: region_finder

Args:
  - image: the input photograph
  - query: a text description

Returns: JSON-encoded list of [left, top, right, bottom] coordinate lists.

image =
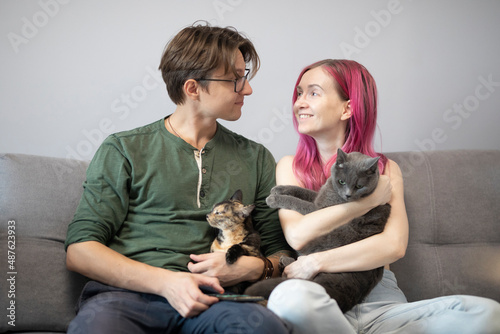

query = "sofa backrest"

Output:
[[0, 153, 89, 333], [387, 150, 500, 303], [1, 150, 499, 332]]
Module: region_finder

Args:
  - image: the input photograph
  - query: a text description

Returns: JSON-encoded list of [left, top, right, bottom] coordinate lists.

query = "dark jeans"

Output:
[[67, 281, 290, 334]]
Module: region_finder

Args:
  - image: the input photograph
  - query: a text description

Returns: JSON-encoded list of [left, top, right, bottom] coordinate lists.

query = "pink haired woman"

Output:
[[266, 59, 500, 333]]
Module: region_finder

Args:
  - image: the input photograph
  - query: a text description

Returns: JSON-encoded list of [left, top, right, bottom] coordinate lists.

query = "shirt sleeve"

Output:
[[65, 135, 131, 250], [252, 146, 293, 257]]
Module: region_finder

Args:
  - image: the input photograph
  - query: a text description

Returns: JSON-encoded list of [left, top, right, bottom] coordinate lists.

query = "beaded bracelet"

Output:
[[259, 257, 274, 280]]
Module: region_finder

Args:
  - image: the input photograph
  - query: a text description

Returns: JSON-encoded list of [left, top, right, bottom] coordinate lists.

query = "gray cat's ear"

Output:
[[231, 189, 243, 202], [336, 148, 347, 168], [366, 157, 380, 174], [242, 204, 255, 217]]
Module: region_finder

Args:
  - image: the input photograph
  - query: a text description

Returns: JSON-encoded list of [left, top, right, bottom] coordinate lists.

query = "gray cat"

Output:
[[244, 148, 391, 313]]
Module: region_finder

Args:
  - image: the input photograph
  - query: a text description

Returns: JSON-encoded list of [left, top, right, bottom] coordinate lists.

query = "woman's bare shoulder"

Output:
[[276, 155, 299, 186], [384, 158, 403, 178], [276, 155, 294, 169]]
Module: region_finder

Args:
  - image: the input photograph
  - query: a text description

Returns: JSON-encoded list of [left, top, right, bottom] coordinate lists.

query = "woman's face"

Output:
[[293, 66, 350, 139]]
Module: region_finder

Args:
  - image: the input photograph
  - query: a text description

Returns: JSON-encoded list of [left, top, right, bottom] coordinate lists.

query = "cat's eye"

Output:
[[338, 179, 346, 185], [356, 185, 363, 189]]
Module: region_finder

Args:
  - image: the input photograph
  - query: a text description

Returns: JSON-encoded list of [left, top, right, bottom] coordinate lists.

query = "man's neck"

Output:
[[165, 107, 217, 150]]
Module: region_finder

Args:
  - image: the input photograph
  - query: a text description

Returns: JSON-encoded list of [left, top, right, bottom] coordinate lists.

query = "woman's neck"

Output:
[[314, 129, 346, 164]]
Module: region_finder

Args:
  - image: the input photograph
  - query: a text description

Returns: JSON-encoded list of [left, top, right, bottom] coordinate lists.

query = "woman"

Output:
[[266, 59, 500, 333]]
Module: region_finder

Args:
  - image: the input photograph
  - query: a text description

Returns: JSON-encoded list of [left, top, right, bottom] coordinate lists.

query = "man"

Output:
[[65, 22, 292, 333]]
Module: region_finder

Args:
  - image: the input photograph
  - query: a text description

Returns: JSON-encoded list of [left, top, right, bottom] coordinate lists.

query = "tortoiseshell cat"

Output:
[[207, 189, 262, 265], [245, 149, 391, 312]]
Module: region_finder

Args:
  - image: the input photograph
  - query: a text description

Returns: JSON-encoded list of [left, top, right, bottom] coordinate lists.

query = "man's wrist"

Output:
[[259, 256, 274, 281]]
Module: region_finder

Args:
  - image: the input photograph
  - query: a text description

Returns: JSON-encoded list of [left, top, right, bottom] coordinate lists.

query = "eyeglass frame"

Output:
[[195, 69, 250, 93]]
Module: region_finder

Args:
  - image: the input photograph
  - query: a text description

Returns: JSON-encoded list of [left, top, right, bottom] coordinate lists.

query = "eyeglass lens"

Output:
[[235, 77, 246, 92], [235, 70, 249, 92]]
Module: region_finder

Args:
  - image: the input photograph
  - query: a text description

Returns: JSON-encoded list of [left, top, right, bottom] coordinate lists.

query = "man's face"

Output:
[[198, 50, 253, 122]]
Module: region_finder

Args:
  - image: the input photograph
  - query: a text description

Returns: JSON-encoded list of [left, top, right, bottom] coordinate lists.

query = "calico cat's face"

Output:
[[332, 149, 380, 201], [206, 190, 255, 230]]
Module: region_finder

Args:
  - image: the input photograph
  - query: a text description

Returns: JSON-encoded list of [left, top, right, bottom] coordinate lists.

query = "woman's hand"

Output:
[[366, 174, 392, 208], [282, 254, 321, 280]]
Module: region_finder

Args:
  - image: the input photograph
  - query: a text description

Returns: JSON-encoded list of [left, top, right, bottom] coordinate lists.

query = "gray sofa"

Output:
[[1, 150, 499, 333]]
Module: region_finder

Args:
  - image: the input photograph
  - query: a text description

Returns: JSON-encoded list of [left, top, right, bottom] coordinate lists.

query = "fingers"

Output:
[[188, 253, 216, 274], [189, 253, 209, 262], [189, 252, 229, 278], [171, 274, 223, 318], [188, 289, 219, 308], [282, 266, 289, 278], [376, 175, 392, 204], [197, 275, 224, 294], [187, 261, 201, 273], [183, 277, 222, 317], [283, 256, 317, 280], [178, 299, 211, 318]]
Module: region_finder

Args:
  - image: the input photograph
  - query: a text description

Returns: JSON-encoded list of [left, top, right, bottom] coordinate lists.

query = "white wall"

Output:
[[1, 0, 500, 162]]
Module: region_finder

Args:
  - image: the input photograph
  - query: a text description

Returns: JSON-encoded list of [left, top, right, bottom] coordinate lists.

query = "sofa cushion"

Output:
[[0, 153, 89, 333], [388, 150, 500, 303]]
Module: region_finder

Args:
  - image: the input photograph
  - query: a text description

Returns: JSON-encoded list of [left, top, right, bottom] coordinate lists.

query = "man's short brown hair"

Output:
[[159, 21, 260, 105]]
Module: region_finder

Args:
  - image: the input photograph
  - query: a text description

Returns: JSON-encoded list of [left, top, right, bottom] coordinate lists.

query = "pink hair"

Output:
[[292, 59, 388, 191]]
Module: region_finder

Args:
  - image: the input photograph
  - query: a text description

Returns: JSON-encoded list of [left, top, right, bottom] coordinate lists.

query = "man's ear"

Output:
[[340, 100, 352, 121], [183, 79, 200, 101]]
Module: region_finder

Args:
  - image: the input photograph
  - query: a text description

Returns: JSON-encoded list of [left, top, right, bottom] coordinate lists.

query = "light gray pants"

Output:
[[267, 270, 500, 334]]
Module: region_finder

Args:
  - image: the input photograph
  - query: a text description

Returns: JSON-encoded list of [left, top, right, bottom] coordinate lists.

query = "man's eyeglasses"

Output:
[[196, 69, 250, 93]]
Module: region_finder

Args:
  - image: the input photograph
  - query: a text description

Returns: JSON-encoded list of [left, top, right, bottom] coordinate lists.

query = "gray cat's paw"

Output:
[[267, 186, 291, 207], [270, 185, 288, 196], [266, 194, 279, 208], [278, 256, 295, 273]]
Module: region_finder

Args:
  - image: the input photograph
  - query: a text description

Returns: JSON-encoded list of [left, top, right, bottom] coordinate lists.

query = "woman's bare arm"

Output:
[[275, 155, 392, 251], [281, 159, 409, 279]]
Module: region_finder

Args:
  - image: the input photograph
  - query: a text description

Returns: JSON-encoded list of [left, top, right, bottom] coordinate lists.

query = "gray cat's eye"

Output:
[[338, 179, 346, 185]]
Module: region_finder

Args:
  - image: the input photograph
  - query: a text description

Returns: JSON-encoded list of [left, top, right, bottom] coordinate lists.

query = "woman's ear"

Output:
[[340, 100, 352, 120], [183, 79, 200, 101]]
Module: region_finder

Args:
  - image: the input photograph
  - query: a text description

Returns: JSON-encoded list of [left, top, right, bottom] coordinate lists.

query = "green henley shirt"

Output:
[[65, 117, 290, 272]]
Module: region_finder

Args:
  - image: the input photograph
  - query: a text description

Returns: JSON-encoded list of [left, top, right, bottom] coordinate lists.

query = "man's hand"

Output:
[[66, 241, 224, 318], [188, 252, 263, 286], [160, 271, 224, 318]]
